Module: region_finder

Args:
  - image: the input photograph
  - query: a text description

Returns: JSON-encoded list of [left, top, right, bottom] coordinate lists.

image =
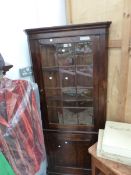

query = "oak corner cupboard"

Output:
[[25, 22, 111, 175]]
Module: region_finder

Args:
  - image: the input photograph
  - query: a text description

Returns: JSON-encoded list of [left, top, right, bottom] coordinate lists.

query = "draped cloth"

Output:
[[0, 78, 45, 175]]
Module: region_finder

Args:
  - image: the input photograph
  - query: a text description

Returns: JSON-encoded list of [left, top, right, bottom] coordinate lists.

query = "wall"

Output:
[[0, 0, 66, 80], [66, 0, 131, 123]]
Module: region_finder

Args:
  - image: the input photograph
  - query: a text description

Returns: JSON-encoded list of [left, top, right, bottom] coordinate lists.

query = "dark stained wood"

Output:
[[25, 22, 111, 175], [25, 22, 111, 40], [97, 34, 109, 130], [25, 21, 111, 35], [45, 131, 96, 174]]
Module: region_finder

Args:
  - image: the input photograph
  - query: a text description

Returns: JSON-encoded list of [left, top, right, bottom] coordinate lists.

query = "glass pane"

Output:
[[75, 42, 93, 65], [43, 69, 60, 88], [48, 108, 63, 123], [41, 45, 57, 67], [63, 101, 77, 107], [78, 107, 93, 125], [76, 100, 93, 108], [61, 67, 76, 87], [63, 108, 78, 125], [45, 89, 62, 107], [76, 65, 93, 87], [62, 87, 77, 101], [62, 107, 93, 125], [56, 43, 75, 66], [41, 38, 95, 126], [76, 88, 93, 101]]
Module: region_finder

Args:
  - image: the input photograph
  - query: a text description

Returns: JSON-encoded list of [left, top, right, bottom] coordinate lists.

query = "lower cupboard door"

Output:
[[45, 132, 96, 174]]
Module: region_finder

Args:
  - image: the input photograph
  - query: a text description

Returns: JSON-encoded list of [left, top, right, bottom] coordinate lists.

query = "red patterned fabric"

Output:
[[0, 78, 45, 175]]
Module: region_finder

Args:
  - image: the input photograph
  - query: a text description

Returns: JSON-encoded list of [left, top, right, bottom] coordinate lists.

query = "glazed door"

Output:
[[39, 35, 99, 130]]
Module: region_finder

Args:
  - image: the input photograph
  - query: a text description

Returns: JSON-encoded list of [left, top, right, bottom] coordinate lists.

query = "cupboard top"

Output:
[[25, 21, 111, 36]]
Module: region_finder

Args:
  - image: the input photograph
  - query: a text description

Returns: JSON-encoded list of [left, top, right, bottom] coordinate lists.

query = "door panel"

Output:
[[39, 36, 99, 128], [45, 132, 96, 173]]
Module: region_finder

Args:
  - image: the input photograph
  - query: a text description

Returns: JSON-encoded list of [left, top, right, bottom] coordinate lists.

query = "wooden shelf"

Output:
[[44, 86, 93, 89], [47, 107, 93, 109], [47, 96, 93, 102], [42, 65, 92, 69]]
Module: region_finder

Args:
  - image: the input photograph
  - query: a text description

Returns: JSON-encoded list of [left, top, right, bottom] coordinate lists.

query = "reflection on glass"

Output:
[[41, 45, 57, 67], [42, 39, 94, 126], [47, 107, 93, 125], [56, 43, 75, 66], [43, 70, 60, 88], [75, 42, 93, 65], [62, 107, 93, 125], [76, 88, 93, 100], [62, 87, 77, 100], [45, 89, 62, 107], [75, 42, 92, 54], [62, 109, 78, 124], [61, 67, 76, 87], [78, 107, 93, 124], [48, 108, 62, 123], [76, 66, 93, 87]]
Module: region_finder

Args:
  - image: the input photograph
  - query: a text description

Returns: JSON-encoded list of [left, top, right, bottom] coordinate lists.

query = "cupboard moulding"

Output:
[[25, 22, 111, 36]]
